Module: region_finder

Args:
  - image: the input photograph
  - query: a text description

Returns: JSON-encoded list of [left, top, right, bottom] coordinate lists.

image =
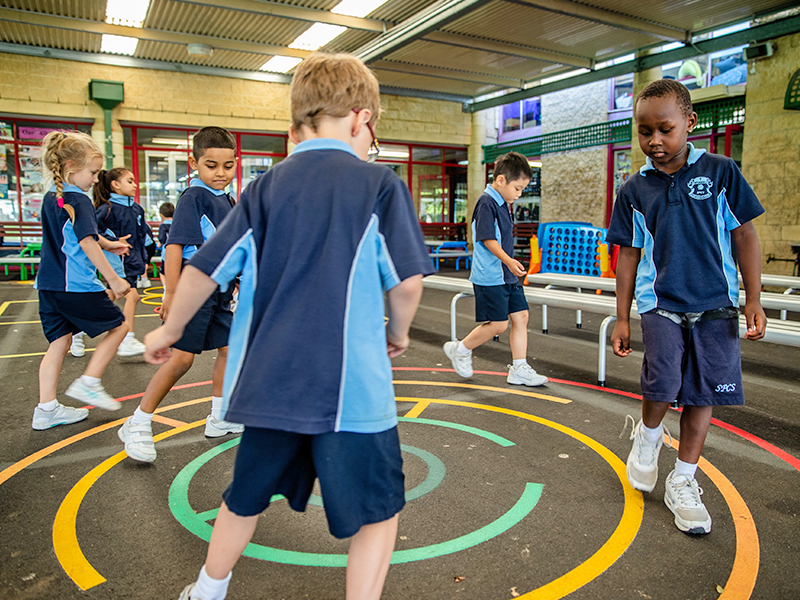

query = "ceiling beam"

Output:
[[372, 60, 521, 88], [466, 13, 800, 112], [506, 0, 688, 42], [0, 7, 311, 59], [424, 31, 592, 68], [175, 0, 387, 33], [356, 0, 494, 64]]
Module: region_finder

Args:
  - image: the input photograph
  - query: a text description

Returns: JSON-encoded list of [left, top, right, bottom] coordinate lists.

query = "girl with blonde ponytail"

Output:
[[32, 131, 134, 431]]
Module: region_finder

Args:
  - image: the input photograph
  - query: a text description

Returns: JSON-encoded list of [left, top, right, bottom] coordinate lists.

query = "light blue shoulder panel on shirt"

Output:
[[633, 208, 658, 313], [335, 214, 398, 434], [469, 185, 505, 286], [182, 214, 217, 260], [715, 187, 742, 307], [56, 184, 105, 293]]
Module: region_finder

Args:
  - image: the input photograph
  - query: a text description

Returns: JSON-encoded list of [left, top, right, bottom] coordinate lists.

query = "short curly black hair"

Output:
[[634, 79, 694, 118]]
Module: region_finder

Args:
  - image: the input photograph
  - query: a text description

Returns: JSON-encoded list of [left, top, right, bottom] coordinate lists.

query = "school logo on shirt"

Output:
[[687, 177, 713, 200]]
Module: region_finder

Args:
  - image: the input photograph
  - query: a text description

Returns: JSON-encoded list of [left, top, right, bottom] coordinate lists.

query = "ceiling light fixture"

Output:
[[105, 0, 151, 28], [288, 23, 347, 51], [101, 34, 139, 55], [260, 56, 303, 73], [331, 0, 389, 18], [187, 43, 214, 57]]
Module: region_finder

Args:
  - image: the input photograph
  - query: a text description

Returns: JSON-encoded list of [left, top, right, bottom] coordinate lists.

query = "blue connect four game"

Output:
[[538, 222, 608, 277]]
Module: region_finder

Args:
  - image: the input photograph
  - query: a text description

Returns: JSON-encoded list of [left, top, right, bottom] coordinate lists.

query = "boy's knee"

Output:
[[511, 310, 529, 325], [217, 346, 228, 359], [169, 350, 195, 373], [490, 320, 509, 334]]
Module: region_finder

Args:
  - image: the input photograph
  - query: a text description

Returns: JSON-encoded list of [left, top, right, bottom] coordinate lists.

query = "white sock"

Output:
[[211, 396, 224, 421], [74, 331, 84, 339], [130, 406, 154, 426], [38, 399, 58, 411], [674, 458, 698, 479], [80, 375, 101, 388], [124, 331, 135, 340], [456, 341, 471, 355], [193, 565, 231, 600], [641, 422, 662, 441], [512, 359, 526, 367]]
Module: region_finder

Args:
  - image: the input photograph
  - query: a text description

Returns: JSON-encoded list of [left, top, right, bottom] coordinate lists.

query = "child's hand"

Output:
[[109, 277, 131, 300], [144, 328, 177, 364], [610, 321, 632, 357], [743, 299, 767, 340], [107, 235, 132, 256], [506, 258, 526, 277], [159, 291, 173, 322], [386, 332, 410, 358]]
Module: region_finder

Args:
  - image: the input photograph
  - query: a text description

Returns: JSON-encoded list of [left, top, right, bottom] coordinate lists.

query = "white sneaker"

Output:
[[65, 378, 121, 411], [118, 417, 157, 462], [117, 336, 146, 357], [137, 276, 151, 289], [664, 470, 712, 534], [205, 415, 244, 438], [625, 417, 668, 492], [70, 333, 85, 358], [443, 341, 473, 378], [507, 363, 548, 386], [32, 402, 89, 430]]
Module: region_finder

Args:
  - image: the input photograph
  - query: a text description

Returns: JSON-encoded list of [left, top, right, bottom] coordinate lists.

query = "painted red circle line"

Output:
[[392, 366, 800, 472]]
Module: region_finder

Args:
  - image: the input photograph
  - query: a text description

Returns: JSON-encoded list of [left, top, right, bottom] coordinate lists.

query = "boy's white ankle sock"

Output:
[[38, 399, 58, 411], [512, 359, 527, 367], [456, 341, 471, 355], [193, 565, 231, 600], [211, 396, 224, 420], [674, 458, 698, 479], [130, 406, 154, 426], [74, 331, 84, 339], [124, 331, 135, 340], [640, 422, 662, 441], [80, 375, 101, 387]]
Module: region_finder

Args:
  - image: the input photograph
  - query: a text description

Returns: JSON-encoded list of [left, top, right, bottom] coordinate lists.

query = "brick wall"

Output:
[[741, 32, 800, 275], [540, 81, 609, 227]]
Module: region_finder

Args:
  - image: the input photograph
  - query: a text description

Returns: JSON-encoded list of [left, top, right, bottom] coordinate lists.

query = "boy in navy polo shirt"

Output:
[[608, 79, 765, 534], [117, 127, 243, 463], [145, 53, 430, 600], [443, 151, 548, 386]]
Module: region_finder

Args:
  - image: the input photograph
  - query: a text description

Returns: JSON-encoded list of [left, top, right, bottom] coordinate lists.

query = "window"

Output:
[[611, 74, 634, 111], [502, 98, 541, 133]]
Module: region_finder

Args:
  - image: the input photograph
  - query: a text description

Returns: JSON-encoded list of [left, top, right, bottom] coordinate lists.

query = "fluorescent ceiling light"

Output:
[[289, 23, 346, 51], [540, 68, 590, 85], [662, 61, 683, 70], [712, 21, 750, 38], [260, 56, 303, 73], [661, 41, 684, 52], [379, 150, 410, 159], [331, 0, 389, 18], [528, 160, 542, 168], [101, 34, 139, 55], [613, 54, 635, 65], [150, 137, 189, 145], [105, 0, 151, 27]]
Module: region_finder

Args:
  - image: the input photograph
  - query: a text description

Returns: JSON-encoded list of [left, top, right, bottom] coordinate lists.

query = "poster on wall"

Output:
[[0, 144, 6, 171], [0, 174, 8, 200], [0, 123, 12, 141]]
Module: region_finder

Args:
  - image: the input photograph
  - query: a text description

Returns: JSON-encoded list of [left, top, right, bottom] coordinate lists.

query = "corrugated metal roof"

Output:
[[1, 0, 104, 21], [372, 66, 499, 97], [134, 40, 267, 71], [0, 21, 101, 52]]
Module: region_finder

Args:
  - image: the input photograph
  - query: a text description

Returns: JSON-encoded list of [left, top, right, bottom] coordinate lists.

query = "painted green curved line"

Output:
[[397, 416, 515, 447]]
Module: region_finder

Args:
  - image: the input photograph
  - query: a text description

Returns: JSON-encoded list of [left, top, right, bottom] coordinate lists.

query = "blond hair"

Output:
[[40, 131, 103, 221], [290, 53, 381, 132]]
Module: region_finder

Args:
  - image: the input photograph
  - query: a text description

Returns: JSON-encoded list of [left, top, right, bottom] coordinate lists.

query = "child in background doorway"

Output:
[[156, 201, 174, 291], [117, 127, 243, 464], [33, 131, 132, 429], [608, 79, 766, 534]]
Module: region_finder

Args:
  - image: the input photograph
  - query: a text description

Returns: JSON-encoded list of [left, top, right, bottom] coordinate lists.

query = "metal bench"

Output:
[[430, 242, 472, 271], [0, 257, 41, 280]]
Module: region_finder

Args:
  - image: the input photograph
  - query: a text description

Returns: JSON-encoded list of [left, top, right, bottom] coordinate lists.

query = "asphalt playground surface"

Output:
[[0, 267, 798, 600]]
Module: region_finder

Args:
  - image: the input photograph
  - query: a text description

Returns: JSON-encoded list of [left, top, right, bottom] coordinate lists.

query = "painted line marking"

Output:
[[0, 299, 38, 318], [395, 380, 570, 404], [52, 420, 205, 590], [397, 412, 515, 447], [0, 313, 162, 326], [152, 415, 187, 428], [404, 400, 429, 418]]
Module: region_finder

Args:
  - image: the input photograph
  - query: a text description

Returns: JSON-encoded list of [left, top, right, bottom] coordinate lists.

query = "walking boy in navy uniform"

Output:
[[444, 151, 548, 386], [608, 79, 766, 534], [145, 53, 431, 600], [118, 127, 243, 463]]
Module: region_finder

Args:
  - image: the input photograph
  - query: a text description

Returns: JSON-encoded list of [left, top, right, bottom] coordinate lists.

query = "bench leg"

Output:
[[576, 287, 582, 328], [451, 293, 471, 341], [542, 305, 548, 334], [20, 264, 27, 281], [598, 315, 617, 387], [781, 288, 797, 320]]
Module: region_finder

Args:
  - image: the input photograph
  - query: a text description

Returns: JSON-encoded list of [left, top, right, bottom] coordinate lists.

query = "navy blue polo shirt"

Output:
[[607, 144, 764, 313], [470, 185, 516, 285], [96, 193, 154, 278], [167, 179, 234, 261], [35, 184, 105, 292], [188, 138, 433, 435]]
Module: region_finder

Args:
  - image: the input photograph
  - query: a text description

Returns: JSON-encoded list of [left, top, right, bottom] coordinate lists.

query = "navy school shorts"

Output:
[[222, 426, 405, 539], [38, 290, 125, 343], [172, 288, 233, 354], [473, 282, 528, 323], [640, 311, 744, 406]]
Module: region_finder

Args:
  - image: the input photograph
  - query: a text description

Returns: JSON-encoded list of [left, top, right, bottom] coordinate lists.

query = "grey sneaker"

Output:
[[625, 417, 668, 493], [65, 378, 121, 411], [70, 333, 85, 358], [443, 340, 473, 378], [664, 470, 712, 534], [32, 402, 89, 430], [507, 363, 548, 386], [204, 415, 244, 438], [178, 583, 199, 600], [118, 417, 157, 462]]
